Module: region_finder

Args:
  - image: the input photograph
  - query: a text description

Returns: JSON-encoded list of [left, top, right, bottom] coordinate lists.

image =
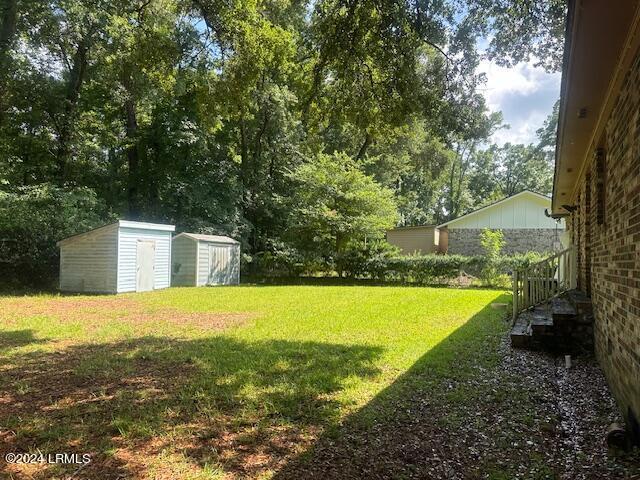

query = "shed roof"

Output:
[[437, 190, 551, 228], [175, 232, 239, 244], [57, 220, 175, 246]]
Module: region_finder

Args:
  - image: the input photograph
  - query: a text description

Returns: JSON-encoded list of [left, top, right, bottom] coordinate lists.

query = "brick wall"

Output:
[[446, 228, 561, 256], [568, 46, 640, 429]]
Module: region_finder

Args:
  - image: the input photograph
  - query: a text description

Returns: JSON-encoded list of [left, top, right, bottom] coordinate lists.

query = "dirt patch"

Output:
[[0, 341, 197, 480], [0, 296, 254, 333]]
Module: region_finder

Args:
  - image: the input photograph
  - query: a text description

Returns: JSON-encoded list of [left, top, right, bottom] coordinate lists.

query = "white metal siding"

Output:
[[59, 225, 118, 293], [209, 243, 240, 285], [447, 194, 566, 229], [197, 242, 209, 286], [229, 244, 241, 284], [117, 227, 172, 293], [171, 236, 197, 286]]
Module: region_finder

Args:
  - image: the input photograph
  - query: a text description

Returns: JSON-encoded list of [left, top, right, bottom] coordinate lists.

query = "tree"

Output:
[[472, 0, 567, 72], [286, 152, 398, 274], [486, 142, 553, 197], [479, 228, 505, 285], [0, 0, 567, 284]]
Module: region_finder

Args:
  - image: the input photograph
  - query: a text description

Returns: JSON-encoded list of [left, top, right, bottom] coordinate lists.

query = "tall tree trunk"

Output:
[[355, 132, 371, 160], [0, 0, 18, 125], [56, 39, 89, 183], [239, 117, 258, 252], [123, 71, 141, 219]]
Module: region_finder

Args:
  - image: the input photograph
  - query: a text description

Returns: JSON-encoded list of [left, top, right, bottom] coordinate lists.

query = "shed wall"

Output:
[[117, 227, 172, 293], [197, 241, 209, 286], [171, 236, 197, 286], [386, 227, 438, 255], [59, 225, 118, 293], [198, 242, 241, 285]]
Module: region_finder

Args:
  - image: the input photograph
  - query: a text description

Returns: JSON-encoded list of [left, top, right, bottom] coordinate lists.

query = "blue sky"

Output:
[[477, 58, 561, 146]]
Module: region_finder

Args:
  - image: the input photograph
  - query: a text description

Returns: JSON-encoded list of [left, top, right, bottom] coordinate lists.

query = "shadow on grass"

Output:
[[276, 293, 514, 479], [0, 336, 383, 479], [1, 293, 513, 479], [0, 329, 48, 353]]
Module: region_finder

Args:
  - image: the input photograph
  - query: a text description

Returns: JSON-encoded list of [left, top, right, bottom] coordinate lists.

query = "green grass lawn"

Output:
[[0, 285, 508, 479]]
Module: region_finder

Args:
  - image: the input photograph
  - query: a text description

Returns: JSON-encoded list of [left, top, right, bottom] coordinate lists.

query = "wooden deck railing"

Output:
[[512, 247, 577, 320]]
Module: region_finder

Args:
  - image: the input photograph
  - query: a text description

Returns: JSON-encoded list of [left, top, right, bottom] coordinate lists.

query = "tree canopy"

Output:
[[0, 0, 566, 283]]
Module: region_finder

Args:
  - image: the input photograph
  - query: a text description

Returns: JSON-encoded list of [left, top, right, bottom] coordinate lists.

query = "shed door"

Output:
[[136, 240, 155, 292], [209, 244, 233, 285]]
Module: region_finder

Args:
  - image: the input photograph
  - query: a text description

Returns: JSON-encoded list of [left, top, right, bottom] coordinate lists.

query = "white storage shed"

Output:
[[171, 233, 240, 286], [57, 220, 175, 294]]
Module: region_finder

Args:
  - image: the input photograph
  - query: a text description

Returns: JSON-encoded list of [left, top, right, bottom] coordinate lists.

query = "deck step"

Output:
[[510, 316, 531, 348], [565, 289, 592, 315], [552, 297, 576, 320], [530, 309, 554, 335]]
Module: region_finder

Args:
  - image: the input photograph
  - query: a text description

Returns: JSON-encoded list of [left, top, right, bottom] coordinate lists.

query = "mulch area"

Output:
[[277, 339, 640, 480]]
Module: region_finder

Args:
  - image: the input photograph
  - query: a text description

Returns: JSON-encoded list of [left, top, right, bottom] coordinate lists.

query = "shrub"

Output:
[[337, 241, 399, 279], [479, 228, 505, 286], [249, 236, 549, 288], [0, 185, 112, 287]]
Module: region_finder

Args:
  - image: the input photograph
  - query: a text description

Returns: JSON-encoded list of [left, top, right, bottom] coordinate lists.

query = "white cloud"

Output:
[[492, 111, 547, 145], [476, 59, 561, 146]]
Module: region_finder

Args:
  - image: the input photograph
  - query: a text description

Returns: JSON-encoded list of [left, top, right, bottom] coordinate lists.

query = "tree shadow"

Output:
[[0, 329, 47, 353], [0, 336, 383, 479], [274, 294, 533, 480]]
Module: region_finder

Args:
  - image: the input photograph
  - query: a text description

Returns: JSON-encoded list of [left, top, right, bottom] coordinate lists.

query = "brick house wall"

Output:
[[446, 228, 561, 256], [568, 47, 640, 428]]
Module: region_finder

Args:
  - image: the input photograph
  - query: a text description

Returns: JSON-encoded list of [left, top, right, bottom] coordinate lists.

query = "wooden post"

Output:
[[523, 269, 529, 309], [512, 270, 518, 321]]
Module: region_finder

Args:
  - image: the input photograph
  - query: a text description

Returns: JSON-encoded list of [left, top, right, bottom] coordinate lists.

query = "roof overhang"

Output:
[[118, 220, 175, 232], [387, 225, 436, 231], [174, 232, 239, 244], [553, 0, 640, 215]]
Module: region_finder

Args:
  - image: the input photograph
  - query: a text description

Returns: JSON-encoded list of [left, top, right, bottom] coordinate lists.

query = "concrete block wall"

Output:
[[446, 228, 561, 256]]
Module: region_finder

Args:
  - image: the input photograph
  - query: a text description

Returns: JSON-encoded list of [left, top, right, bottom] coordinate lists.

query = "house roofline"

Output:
[[552, 0, 640, 215], [437, 190, 551, 229]]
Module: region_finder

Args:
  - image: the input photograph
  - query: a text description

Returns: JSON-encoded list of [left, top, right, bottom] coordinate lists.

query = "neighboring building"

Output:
[[438, 190, 565, 256], [385, 225, 443, 255], [57, 220, 175, 294], [551, 0, 640, 439], [171, 233, 240, 287]]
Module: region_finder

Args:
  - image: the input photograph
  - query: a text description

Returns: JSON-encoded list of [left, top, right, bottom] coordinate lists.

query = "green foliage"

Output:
[[0, 0, 562, 285], [479, 229, 505, 286], [480, 229, 505, 258], [286, 152, 398, 275], [475, 0, 567, 72], [247, 248, 546, 287], [0, 185, 112, 286]]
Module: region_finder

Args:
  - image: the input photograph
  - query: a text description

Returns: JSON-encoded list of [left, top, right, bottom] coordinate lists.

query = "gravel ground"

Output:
[[277, 336, 640, 479]]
